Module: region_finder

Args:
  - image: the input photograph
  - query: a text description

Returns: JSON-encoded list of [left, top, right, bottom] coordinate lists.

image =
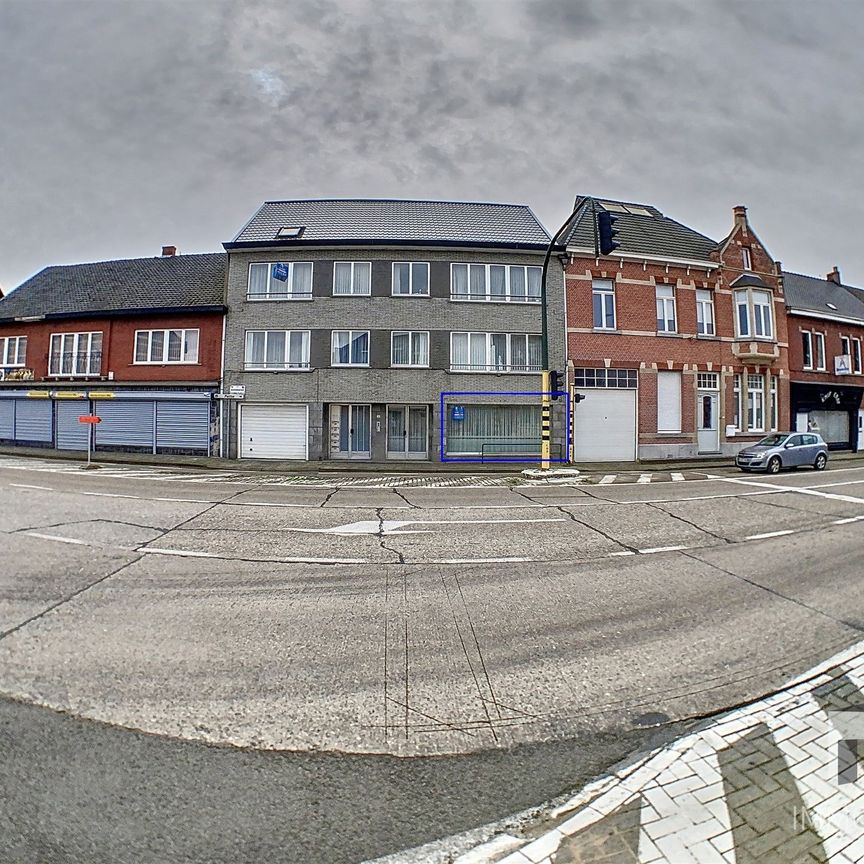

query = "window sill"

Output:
[[448, 369, 542, 375], [391, 293, 431, 299], [391, 364, 430, 369], [331, 364, 371, 369], [132, 362, 200, 367], [450, 297, 541, 305], [246, 296, 314, 302], [592, 328, 620, 334], [331, 293, 372, 298], [244, 367, 313, 373], [696, 334, 719, 341], [656, 331, 681, 337]]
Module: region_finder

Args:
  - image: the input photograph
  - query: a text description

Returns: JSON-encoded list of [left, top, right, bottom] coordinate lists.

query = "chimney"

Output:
[[733, 205, 747, 228], [161, 245, 177, 257], [827, 265, 841, 284]]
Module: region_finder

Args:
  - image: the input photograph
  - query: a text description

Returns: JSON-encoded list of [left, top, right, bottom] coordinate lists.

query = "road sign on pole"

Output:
[[79, 415, 101, 468]]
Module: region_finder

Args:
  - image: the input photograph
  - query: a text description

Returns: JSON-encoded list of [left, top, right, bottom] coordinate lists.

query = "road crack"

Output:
[[644, 502, 730, 543], [553, 505, 639, 554]]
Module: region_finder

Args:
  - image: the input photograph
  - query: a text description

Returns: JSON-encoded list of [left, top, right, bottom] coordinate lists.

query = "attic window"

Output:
[[826, 302, 838, 310], [601, 203, 629, 214], [276, 226, 305, 239], [626, 206, 653, 217], [600, 203, 653, 217]]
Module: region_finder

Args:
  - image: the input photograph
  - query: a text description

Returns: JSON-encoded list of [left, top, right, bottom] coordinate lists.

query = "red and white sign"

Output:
[[78, 415, 102, 424]]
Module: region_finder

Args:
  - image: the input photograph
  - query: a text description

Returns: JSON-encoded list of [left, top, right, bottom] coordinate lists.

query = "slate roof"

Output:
[[783, 271, 864, 322], [0, 253, 226, 321], [226, 199, 551, 249], [563, 197, 718, 263]]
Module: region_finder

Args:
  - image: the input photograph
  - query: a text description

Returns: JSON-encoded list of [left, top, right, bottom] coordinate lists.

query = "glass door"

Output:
[[387, 405, 428, 459], [332, 404, 371, 458]]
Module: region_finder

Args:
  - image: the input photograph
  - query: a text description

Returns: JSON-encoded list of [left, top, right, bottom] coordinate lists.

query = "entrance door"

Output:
[[858, 410, 864, 452], [697, 391, 720, 453], [387, 405, 428, 459], [332, 404, 371, 458]]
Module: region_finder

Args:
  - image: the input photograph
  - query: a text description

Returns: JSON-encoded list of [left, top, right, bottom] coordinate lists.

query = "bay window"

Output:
[[734, 288, 774, 339]]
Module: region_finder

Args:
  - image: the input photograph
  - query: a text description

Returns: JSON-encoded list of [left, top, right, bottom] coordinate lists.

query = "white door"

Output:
[[330, 404, 371, 458], [387, 405, 428, 459], [858, 410, 864, 452], [572, 389, 637, 461], [240, 404, 308, 459], [697, 391, 720, 453]]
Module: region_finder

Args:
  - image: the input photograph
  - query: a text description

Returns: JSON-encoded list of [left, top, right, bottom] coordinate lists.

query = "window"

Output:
[[853, 338, 863, 374], [697, 372, 718, 389], [0, 335, 26, 367], [392, 262, 430, 296], [333, 261, 371, 296], [696, 290, 715, 336], [391, 331, 429, 367], [814, 332, 826, 370], [451, 264, 542, 303], [841, 336, 851, 359], [770, 375, 778, 431], [573, 368, 638, 388], [592, 279, 616, 329], [49, 332, 102, 376], [734, 288, 773, 339], [134, 329, 199, 364], [450, 332, 542, 372], [276, 226, 304, 239], [331, 330, 369, 366], [657, 371, 681, 432], [802, 331, 813, 369], [247, 261, 313, 299], [244, 330, 310, 370], [747, 373, 765, 432], [741, 247, 752, 270], [733, 374, 742, 430], [656, 285, 677, 333]]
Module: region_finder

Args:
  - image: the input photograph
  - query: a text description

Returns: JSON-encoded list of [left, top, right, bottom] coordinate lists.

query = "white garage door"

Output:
[[573, 389, 637, 461], [240, 404, 308, 459]]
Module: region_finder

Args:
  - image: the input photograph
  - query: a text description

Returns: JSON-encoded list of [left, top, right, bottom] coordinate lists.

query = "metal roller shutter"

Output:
[[14, 399, 53, 442], [240, 404, 308, 459], [94, 400, 156, 448], [156, 401, 210, 451], [0, 401, 14, 438], [55, 400, 92, 450], [573, 390, 637, 461]]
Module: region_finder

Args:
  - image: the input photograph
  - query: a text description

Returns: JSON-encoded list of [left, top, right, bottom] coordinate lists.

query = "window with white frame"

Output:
[[741, 247, 752, 270], [331, 330, 369, 366], [733, 374, 742, 430], [134, 329, 199, 364], [592, 279, 616, 329], [49, 332, 102, 376], [450, 332, 542, 372], [0, 335, 26, 366], [696, 289, 715, 336], [814, 331, 826, 370], [247, 261, 313, 299], [333, 261, 371, 296], [841, 336, 851, 359], [391, 331, 429, 367], [392, 262, 429, 296], [451, 264, 542, 303], [734, 288, 774, 339], [656, 285, 677, 333], [747, 373, 765, 432], [770, 375, 778, 431], [245, 330, 310, 370], [802, 331, 813, 369], [853, 338, 863, 374]]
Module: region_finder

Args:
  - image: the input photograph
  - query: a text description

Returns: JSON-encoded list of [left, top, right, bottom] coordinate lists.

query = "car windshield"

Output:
[[757, 434, 787, 446]]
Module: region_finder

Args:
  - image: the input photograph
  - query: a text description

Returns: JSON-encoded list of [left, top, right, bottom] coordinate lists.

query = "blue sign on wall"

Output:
[[450, 405, 465, 421], [272, 262, 289, 282]]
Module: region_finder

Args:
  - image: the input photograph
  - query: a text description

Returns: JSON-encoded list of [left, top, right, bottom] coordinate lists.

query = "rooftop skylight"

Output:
[[276, 226, 305, 239]]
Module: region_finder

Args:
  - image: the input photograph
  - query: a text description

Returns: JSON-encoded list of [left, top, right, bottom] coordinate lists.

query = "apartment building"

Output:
[[220, 199, 565, 462]]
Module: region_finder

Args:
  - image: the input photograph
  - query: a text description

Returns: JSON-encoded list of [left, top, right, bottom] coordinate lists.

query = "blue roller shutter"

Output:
[[156, 401, 210, 451], [15, 399, 53, 442], [94, 400, 156, 449], [55, 400, 92, 450], [0, 401, 14, 438]]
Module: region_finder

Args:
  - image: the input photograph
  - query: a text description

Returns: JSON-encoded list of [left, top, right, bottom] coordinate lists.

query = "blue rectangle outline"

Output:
[[439, 390, 571, 463]]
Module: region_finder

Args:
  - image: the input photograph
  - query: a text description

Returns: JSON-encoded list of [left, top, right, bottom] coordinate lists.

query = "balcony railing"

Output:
[[48, 351, 102, 376], [450, 362, 542, 373]]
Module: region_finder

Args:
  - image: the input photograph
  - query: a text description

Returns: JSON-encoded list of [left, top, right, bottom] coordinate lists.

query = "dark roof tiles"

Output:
[[0, 253, 225, 321], [783, 271, 864, 321]]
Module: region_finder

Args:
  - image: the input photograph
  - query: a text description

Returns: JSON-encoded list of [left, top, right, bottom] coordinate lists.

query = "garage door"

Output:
[[240, 404, 308, 459], [573, 389, 637, 461]]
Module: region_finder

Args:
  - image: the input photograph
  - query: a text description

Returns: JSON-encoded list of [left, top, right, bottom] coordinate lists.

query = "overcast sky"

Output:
[[2, 0, 863, 291]]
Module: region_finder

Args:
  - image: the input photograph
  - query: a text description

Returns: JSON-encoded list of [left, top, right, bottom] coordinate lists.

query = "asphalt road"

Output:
[[1, 456, 864, 862]]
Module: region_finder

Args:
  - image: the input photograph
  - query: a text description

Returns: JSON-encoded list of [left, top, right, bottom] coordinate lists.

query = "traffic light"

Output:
[[549, 370, 563, 400], [597, 210, 621, 256]]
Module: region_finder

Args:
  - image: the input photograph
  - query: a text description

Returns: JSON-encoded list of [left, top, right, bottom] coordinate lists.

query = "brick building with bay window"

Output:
[[563, 198, 789, 461]]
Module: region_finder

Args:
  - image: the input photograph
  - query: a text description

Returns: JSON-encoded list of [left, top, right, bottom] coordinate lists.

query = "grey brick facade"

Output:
[[222, 208, 566, 463]]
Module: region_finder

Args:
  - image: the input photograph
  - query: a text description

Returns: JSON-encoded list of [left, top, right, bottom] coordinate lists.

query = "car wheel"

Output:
[[814, 453, 827, 471], [767, 456, 782, 474]]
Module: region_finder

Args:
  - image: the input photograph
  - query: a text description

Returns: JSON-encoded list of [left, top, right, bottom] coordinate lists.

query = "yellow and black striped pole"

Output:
[[541, 368, 551, 469]]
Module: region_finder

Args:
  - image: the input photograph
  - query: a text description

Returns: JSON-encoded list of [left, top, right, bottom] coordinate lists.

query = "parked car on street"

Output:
[[736, 433, 829, 474]]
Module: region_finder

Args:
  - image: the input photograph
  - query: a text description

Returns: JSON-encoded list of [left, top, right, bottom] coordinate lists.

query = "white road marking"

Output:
[[10, 483, 53, 491], [608, 550, 637, 556], [599, 475, 617, 485], [24, 532, 88, 545], [78, 491, 214, 504], [637, 474, 652, 484], [637, 544, 693, 554], [139, 547, 365, 564], [745, 529, 796, 540], [833, 515, 864, 525], [716, 475, 864, 505], [670, 472, 686, 481], [289, 517, 566, 535], [141, 547, 219, 558]]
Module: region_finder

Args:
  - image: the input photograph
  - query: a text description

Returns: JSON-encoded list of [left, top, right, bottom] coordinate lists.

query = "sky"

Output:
[[2, 0, 864, 292]]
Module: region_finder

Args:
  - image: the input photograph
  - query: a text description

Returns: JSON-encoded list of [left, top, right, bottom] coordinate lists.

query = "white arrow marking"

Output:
[[290, 517, 566, 535]]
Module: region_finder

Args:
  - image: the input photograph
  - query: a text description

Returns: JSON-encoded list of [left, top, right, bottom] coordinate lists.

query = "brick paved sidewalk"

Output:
[[451, 642, 864, 864]]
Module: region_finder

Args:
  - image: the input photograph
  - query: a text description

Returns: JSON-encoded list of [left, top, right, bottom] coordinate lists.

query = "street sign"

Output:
[[79, 415, 102, 424], [229, 384, 246, 399], [79, 416, 101, 469], [450, 405, 465, 421], [272, 262, 289, 282]]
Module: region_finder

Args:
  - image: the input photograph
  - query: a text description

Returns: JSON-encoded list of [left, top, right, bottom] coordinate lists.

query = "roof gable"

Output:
[[226, 198, 551, 249]]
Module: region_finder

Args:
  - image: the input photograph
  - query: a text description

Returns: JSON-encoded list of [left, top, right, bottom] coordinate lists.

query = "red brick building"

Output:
[[0, 250, 226, 454], [783, 267, 864, 450], [562, 199, 789, 461]]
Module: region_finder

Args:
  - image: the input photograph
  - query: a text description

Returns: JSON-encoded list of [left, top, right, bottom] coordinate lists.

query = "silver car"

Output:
[[736, 432, 829, 474]]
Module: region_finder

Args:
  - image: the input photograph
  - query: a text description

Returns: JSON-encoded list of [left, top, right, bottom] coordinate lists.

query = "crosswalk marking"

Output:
[[637, 473, 652, 484], [599, 474, 617, 485]]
